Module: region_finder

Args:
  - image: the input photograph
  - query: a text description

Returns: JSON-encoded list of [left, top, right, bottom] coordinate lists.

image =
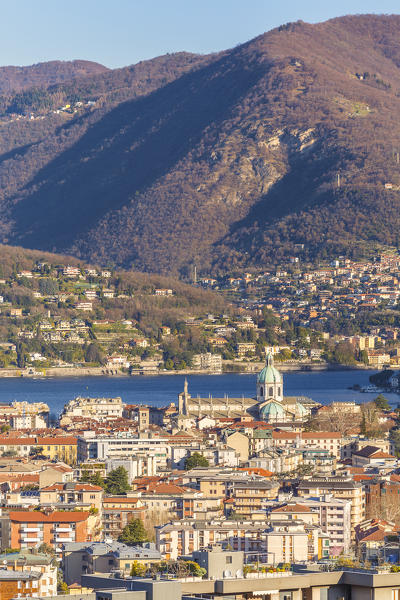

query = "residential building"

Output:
[[60, 397, 124, 424], [77, 435, 170, 468], [9, 510, 94, 552], [297, 477, 365, 535], [230, 480, 280, 517], [0, 549, 57, 596], [39, 482, 103, 514], [62, 541, 161, 584], [282, 495, 352, 553], [192, 353, 222, 371], [102, 497, 146, 539]]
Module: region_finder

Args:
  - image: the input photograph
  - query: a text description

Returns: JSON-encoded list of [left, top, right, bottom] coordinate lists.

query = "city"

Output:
[[0, 357, 397, 599]]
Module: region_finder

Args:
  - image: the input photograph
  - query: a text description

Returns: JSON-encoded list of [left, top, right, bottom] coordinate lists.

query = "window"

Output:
[[226, 556, 232, 564], [269, 387, 273, 396]]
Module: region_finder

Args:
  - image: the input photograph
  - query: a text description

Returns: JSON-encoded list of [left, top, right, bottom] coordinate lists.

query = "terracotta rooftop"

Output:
[[9, 510, 90, 523]]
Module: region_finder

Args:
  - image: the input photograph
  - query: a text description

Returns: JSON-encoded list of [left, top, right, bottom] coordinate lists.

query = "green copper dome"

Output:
[[257, 353, 282, 385], [260, 400, 285, 420]]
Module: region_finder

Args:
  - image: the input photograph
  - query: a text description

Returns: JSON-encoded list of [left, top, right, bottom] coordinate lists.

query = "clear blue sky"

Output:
[[0, 0, 399, 69]]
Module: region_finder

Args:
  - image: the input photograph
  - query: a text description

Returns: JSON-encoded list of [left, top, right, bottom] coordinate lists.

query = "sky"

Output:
[[0, 0, 399, 69]]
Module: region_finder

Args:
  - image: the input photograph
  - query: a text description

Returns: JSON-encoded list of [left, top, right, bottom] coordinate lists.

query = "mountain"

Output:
[[0, 60, 108, 93], [1, 15, 400, 275]]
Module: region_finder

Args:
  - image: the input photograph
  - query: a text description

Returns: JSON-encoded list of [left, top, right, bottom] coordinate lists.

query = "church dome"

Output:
[[260, 400, 285, 421], [257, 353, 282, 385]]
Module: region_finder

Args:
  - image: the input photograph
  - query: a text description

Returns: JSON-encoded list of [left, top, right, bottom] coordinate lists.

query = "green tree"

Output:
[[374, 394, 390, 410], [332, 341, 356, 365], [39, 278, 59, 295], [80, 470, 106, 488], [184, 560, 206, 578], [165, 358, 174, 370], [130, 561, 147, 576], [184, 452, 209, 470], [85, 343, 105, 364], [106, 466, 130, 495], [119, 518, 148, 544]]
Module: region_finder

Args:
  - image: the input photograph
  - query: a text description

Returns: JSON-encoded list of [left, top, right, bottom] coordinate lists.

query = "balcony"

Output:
[[21, 528, 41, 533], [20, 537, 41, 543]]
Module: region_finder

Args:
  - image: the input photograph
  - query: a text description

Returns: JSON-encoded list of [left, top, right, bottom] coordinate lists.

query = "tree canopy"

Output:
[[119, 518, 148, 544], [184, 452, 209, 470]]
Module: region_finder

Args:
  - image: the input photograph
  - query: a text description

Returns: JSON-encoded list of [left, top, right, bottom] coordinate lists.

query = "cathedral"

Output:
[[178, 353, 312, 424]]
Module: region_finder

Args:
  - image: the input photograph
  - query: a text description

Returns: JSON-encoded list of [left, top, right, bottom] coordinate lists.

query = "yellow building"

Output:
[[37, 436, 78, 465]]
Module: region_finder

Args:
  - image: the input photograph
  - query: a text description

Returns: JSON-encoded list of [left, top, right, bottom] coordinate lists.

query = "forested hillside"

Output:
[[2, 16, 400, 275], [0, 60, 108, 93]]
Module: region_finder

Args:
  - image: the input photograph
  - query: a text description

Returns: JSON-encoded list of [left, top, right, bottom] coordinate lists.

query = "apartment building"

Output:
[[264, 520, 323, 564], [132, 483, 223, 520], [192, 353, 222, 371], [230, 480, 280, 517], [171, 445, 239, 469], [0, 436, 78, 465], [62, 541, 161, 585], [297, 477, 365, 535], [156, 517, 326, 564], [9, 510, 92, 552], [278, 496, 352, 553], [39, 482, 103, 514], [60, 396, 124, 424], [271, 431, 343, 458], [77, 434, 170, 468], [0, 549, 57, 597], [102, 497, 146, 539], [0, 570, 47, 600], [156, 518, 271, 560]]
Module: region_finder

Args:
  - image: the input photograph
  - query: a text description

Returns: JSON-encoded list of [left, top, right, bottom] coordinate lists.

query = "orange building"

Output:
[[0, 572, 42, 600], [9, 510, 91, 552]]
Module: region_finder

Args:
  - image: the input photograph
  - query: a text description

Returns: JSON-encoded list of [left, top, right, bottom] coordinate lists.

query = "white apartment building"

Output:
[[270, 496, 352, 553], [192, 353, 222, 371], [156, 518, 324, 564], [61, 396, 124, 423], [77, 434, 171, 468]]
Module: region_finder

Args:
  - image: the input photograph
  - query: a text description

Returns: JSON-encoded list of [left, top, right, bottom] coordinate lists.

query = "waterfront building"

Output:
[[60, 396, 124, 424]]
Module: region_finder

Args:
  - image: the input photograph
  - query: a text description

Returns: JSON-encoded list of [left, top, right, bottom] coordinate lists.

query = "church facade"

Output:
[[178, 354, 311, 424]]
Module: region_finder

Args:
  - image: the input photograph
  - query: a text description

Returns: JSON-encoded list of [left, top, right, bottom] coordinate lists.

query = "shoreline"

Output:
[[0, 362, 374, 379]]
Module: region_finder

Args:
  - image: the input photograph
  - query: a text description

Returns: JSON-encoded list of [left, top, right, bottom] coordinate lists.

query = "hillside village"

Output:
[[202, 251, 400, 372], [1, 250, 400, 376]]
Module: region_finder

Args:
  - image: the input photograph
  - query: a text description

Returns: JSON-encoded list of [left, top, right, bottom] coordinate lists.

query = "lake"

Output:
[[0, 369, 397, 417]]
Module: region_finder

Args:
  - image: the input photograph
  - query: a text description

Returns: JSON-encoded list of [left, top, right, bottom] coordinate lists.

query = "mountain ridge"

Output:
[[0, 60, 108, 93], [1, 15, 400, 274]]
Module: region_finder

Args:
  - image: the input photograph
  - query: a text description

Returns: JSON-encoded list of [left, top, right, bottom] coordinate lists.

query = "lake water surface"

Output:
[[0, 369, 397, 417]]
